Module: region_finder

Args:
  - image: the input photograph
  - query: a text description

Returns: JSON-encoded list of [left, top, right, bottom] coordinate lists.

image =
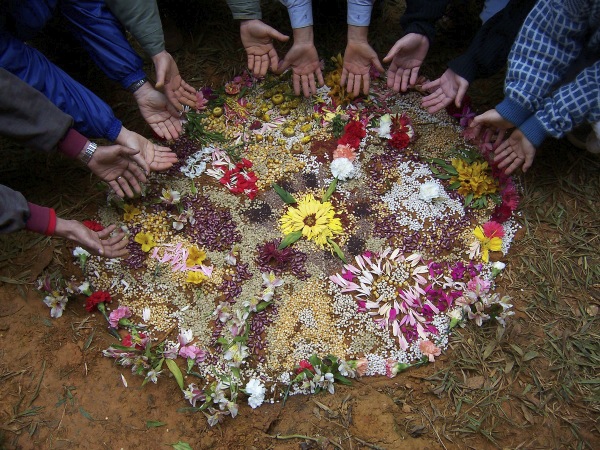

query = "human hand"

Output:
[[469, 109, 515, 141], [421, 68, 469, 114], [383, 33, 430, 92], [152, 50, 197, 110], [240, 19, 289, 77], [115, 127, 178, 172], [493, 129, 536, 174], [276, 26, 324, 97], [341, 26, 384, 97], [86, 144, 148, 198], [54, 220, 129, 258], [133, 82, 182, 140]]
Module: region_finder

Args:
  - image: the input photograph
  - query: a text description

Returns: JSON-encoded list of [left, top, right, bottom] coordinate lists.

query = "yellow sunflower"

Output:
[[280, 194, 342, 248], [450, 159, 498, 198]]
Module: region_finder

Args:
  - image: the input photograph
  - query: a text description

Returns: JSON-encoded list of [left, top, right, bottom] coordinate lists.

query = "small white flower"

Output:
[[331, 157, 355, 180], [142, 307, 151, 322], [419, 181, 442, 202], [248, 394, 264, 409], [78, 281, 90, 294]]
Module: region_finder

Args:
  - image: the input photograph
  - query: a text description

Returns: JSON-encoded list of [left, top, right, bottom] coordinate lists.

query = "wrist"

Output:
[[78, 141, 98, 165], [292, 26, 314, 44], [347, 25, 369, 43], [128, 77, 149, 94]]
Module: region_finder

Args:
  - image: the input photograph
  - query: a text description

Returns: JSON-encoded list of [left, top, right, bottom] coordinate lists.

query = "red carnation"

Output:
[[122, 334, 133, 347], [390, 132, 410, 150], [85, 290, 112, 312], [296, 359, 315, 374], [83, 220, 104, 232]]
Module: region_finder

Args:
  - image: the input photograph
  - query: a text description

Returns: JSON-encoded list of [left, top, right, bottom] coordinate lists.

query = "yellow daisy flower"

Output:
[[451, 159, 498, 199], [280, 194, 342, 248]]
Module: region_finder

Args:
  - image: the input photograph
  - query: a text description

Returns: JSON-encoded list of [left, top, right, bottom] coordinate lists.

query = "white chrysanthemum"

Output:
[[331, 157, 355, 180], [245, 378, 266, 397], [419, 181, 442, 202]]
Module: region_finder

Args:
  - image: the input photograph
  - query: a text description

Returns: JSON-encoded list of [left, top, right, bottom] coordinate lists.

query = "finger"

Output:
[[97, 224, 118, 239], [103, 230, 129, 247], [341, 67, 348, 87], [408, 67, 420, 89], [522, 153, 534, 172], [352, 74, 361, 98], [268, 49, 279, 72], [166, 89, 184, 112], [130, 152, 150, 174], [150, 123, 166, 139], [259, 54, 269, 77], [316, 68, 324, 87], [456, 83, 469, 108], [393, 69, 403, 92], [308, 74, 317, 96], [164, 118, 181, 141], [362, 73, 370, 95], [275, 58, 291, 75], [421, 78, 441, 91], [176, 89, 197, 108], [292, 73, 301, 96], [108, 180, 125, 198], [117, 175, 135, 198], [247, 53, 256, 74], [127, 160, 147, 184], [421, 89, 442, 107], [301, 75, 310, 98], [383, 41, 403, 63], [372, 57, 385, 74], [427, 97, 451, 114], [346, 72, 355, 95], [268, 28, 290, 43], [179, 79, 197, 97], [122, 169, 142, 195], [400, 69, 412, 92]]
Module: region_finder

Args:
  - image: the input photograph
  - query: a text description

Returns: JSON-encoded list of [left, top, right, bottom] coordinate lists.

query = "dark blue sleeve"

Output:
[[58, 0, 146, 89], [0, 30, 122, 141]]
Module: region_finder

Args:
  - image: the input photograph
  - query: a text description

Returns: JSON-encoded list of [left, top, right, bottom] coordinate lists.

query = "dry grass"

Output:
[[0, 0, 598, 448]]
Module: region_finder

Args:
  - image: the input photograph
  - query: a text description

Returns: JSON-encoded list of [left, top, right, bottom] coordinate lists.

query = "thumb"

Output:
[[155, 68, 166, 89], [372, 56, 385, 73], [383, 41, 403, 63], [268, 28, 290, 43], [118, 145, 141, 157], [455, 82, 469, 108], [275, 57, 290, 75]]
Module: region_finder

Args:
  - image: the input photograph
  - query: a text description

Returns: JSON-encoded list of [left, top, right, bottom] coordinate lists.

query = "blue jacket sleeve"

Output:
[[58, 0, 146, 89], [0, 30, 122, 141]]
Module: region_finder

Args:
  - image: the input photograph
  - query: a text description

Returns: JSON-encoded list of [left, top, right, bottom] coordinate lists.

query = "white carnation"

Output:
[[378, 114, 392, 138], [331, 157, 355, 180]]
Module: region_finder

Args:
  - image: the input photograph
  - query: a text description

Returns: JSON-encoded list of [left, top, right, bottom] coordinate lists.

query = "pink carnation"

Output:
[[482, 221, 505, 239], [108, 306, 131, 328], [419, 340, 441, 362], [333, 144, 357, 161]]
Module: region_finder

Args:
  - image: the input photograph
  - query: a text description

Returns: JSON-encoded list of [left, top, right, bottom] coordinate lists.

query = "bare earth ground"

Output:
[[1, 1, 599, 449]]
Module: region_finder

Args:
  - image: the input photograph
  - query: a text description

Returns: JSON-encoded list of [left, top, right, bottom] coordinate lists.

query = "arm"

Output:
[[104, 0, 164, 57], [496, 0, 590, 127], [227, 0, 262, 20], [446, 0, 536, 83]]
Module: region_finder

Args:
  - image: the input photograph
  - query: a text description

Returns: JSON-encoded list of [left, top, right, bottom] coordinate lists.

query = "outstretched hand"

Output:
[[421, 68, 469, 114], [383, 33, 430, 92], [54, 221, 129, 258], [115, 127, 178, 172], [341, 26, 384, 97], [240, 19, 289, 77], [469, 109, 515, 141], [276, 26, 324, 97], [493, 129, 536, 174], [86, 144, 148, 198], [133, 82, 182, 140], [152, 50, 197, 111]]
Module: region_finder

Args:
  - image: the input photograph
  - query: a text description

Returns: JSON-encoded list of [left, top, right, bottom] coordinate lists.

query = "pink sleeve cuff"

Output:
[[58, 128, 88, 159], [25, 203, 56, 235]]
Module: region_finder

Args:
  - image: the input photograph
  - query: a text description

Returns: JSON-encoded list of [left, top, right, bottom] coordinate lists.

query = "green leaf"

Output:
[[321, 178, 338, 202], [448, 181, 461, 190], [464, 192, 474, 207], [308, 354, 321, 367], [255, 300, 272, 312], [79, 407, 95, 421], [327, 238, 347, 263], [278, 230, 303, 249], [170, 442, 193, 450], [272, 183, 297, 204], [435, 174, 453, 180], [165, 359, 184, 390], [333, 373, 353, 385], [190, 180, 198, 195], [146, 420, 166, 428]]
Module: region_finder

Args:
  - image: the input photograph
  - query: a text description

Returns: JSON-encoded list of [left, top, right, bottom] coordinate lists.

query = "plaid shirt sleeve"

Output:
[[496, 0, 592, 127]]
